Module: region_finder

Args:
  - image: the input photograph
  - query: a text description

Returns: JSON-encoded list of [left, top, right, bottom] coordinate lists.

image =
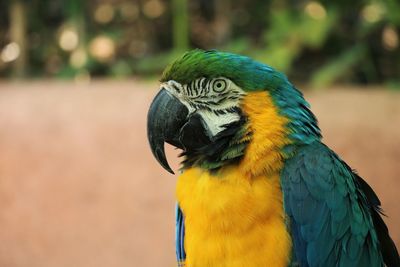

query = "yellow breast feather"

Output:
[[176, 91, 292, 267]]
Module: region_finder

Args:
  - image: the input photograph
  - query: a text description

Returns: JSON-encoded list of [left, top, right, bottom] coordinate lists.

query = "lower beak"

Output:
[[147, 89, 188, 174]]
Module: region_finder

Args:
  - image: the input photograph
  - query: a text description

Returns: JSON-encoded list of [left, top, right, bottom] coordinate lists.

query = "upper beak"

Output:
[[147, 89, 188, 174]]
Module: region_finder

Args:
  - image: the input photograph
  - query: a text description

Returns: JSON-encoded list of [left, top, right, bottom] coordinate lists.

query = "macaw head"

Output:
[[147, 49, 321, 175]]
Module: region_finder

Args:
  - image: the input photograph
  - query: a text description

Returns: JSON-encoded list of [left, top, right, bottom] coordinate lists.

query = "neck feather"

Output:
[[239, 91, 291, 177]]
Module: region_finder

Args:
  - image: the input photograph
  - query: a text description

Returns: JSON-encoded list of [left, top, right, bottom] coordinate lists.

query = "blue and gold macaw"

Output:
[[147, 49, 399, 267]]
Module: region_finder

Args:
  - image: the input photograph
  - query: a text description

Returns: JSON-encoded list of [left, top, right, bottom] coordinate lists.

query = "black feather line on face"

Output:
[[179, 113, 250, 171], [200, 78, 206, 93], [171, 83, 180, 93]]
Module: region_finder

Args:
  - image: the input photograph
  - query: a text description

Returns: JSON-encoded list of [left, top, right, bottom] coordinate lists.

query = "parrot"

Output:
[[146, 49, 400, 267]]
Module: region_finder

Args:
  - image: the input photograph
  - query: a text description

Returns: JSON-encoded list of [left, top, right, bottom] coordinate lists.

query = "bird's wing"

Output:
[[281, 142, 399, 267], [175, 204, 186, 266]]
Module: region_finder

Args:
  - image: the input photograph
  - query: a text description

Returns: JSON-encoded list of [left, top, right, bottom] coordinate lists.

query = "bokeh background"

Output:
[[0, 0, 399, 266]]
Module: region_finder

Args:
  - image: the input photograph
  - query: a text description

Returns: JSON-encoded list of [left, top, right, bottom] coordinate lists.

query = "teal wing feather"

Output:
[[281, 142, 399, 267]]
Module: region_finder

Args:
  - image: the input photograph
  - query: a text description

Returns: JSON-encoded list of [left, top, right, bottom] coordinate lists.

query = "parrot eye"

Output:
[[212, 79, 227, 93]]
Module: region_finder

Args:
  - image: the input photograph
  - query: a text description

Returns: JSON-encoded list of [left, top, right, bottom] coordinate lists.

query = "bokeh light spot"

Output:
[[143, 0, 165, 19], [59, 29, 79, 51], [89, 35, 115, 63], [120, 3, 139, 21], [305, 1, 327, 20], [70, 48, 88, 68], [1, 42, 20, 63], [382, 26, 399, 51], [94, 4, 115, 24], [362, 3, 385, 23]]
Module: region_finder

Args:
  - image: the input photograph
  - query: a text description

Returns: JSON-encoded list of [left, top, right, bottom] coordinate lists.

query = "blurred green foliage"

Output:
[[0, 0, 399, 87]]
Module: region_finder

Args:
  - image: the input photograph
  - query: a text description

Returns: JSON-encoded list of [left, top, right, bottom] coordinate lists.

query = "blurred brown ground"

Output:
[[0, 80, 399, 267]]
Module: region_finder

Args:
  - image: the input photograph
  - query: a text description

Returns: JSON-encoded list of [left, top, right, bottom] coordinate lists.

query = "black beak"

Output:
[[147, 89, 189, 174]]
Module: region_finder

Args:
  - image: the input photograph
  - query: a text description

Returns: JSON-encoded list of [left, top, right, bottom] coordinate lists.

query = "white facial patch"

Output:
[[161, 78, 246, 137], [196, 110, 241, 137]]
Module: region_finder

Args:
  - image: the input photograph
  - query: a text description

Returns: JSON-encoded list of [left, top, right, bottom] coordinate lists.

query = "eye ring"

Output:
[[212, 79, 227, 93]]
